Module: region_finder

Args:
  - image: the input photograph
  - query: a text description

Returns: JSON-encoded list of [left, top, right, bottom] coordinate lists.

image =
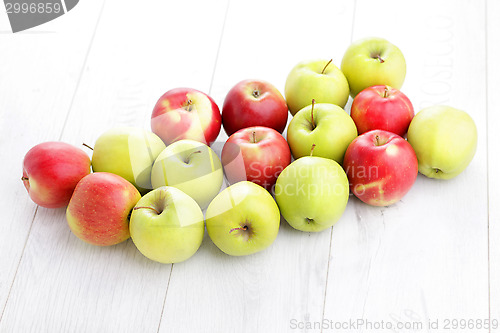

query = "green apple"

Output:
[[407, 105, 477, 179], [274, 155, 349, 232], [287, 101, 357, 164], [91, 127, 166, 194], [341, 37, 406, 97], [130, 186, 204, 263], [151, 139, 223, 210], [284, 59, 349, 115], [206, 181, 280, 256]]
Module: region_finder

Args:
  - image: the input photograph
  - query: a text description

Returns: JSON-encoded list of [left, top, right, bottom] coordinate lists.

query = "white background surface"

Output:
[[0, 0, 498, 332]]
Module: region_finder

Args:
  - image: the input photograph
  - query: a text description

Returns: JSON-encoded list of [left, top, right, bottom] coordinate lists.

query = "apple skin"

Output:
[[130, 186, 204, 264], [407, 105, 477, 179], [22, 141, 91, 208], [343, 130, 418, 206], [151, 139, 223, 210], [341, 37, 406, 97], [222, 79, 288, 135], [286, 103, 357, 164], [274, 156, 349, 232], [151, 88, 221, 146], [206, 181, 280, 256], [66, 172, 141, 246], [91, 127, 166, 194], [350, 85, 414, 137], [285, 59, 350, 115], [221, 126, 291, 191]]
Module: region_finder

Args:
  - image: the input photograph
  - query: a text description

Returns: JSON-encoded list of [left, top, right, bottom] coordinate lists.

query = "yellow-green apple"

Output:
[[284, 59, 349, 115], [343, 130, 418, 206], [350, 85, 414, 137], [341, 37, 406, 97], [274, 152, 349, 232], [221, 126, 291, 191], [407, 105, 477, 179], [151, 88, 221, 146], [151, 139, 223, 210], [286, 101, 357, 164], [22, 141, 91, 208], [206, 181, 280, 256], [91, 127, 166, 194], [222, 79, 288, 135], [66, 172, 141, 246], [130, 186, 204, 263]]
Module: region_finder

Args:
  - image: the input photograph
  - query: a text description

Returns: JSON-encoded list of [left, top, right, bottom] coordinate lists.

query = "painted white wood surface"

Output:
[[0, 0, 495, 332], [488, 0, 500, 329], [0, 0, 104, 323], [324, 1, 490, 332], [0, 0, 227, 332]]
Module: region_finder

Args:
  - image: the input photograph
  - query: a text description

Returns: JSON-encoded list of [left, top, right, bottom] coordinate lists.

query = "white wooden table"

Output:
[[0, 1, 498, 332]]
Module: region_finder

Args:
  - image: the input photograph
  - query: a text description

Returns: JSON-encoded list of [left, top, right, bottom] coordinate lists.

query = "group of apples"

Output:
[[21, 37, 478, 263]]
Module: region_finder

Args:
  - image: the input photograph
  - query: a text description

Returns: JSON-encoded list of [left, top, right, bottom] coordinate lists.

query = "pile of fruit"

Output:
[[21, 37, 478, 263]]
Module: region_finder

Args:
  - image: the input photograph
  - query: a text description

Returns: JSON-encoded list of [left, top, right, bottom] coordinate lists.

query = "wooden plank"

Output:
[[487, 0, 500, 327], [0, 0, 103, 322], [323, 0, 489, 329], [158, 1, 355, 332], [0, 0, 228, 332]]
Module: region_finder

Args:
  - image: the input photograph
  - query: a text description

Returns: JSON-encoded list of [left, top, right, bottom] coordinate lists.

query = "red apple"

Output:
[[350, 85, 414, 137], [343, 130, 418, 206], [221, 126, 291, 191], [66, 172, 141, 246], [151, 88, 221, 146], [22, 141, 91, 208], [222, 79, 288, 136]]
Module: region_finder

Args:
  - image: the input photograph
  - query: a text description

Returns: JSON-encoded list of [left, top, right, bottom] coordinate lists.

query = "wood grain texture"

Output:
[[487, 0, 500, 328], [0, 0, 103, 322], [323, 0, 489, 330], [0, 0, 495, 332], [158, 1, 354, 332], [0, 0, 227, 332]]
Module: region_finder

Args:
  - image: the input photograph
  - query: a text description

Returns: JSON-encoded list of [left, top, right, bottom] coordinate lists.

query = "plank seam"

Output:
[[0, 1, 106, 326], [320, 226, 335, 333], [156, 264, 174, 333], [208, 0, 230, 95], [0, 206, 38, 324], [485, 1, 491, 332], [58, 0, 107, 141]]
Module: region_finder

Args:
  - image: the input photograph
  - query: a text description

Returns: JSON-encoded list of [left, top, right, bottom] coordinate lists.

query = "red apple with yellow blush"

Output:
[[222, 79, 288, 136], [66, 172, 141, 246], [343, 130, 418, 206], [151, 88, 221, 146], [350, 85, 414, 137], [22, 141, 91, 208], [221, 126, 291, 191]]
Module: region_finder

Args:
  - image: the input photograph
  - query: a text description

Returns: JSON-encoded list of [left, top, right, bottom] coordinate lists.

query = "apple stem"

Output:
[[185, 150, 201, 163], [310, 99, 316, 129], [229, 225, 248, 234], [82, 143, 93, 151], [383, 86, 390, 98], [377, 55, 384, 63], [185, 99, 194, 112], [21, 176, 29, 181], [375, 135, 380, 146], [133, 206, 160, 215], [321, 59, 333, 74], [310, 144, 316, 156], [252, 131, 256, 143]]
